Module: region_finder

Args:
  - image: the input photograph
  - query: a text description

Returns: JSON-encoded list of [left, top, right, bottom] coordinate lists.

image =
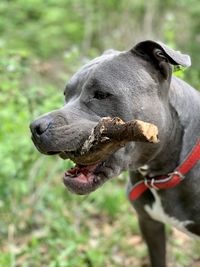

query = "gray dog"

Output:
[[30, 40, 200, 267]]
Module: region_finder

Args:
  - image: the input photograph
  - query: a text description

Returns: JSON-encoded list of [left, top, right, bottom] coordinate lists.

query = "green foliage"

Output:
[[0, 0, 85, 58], [0, 0, 200, 266]]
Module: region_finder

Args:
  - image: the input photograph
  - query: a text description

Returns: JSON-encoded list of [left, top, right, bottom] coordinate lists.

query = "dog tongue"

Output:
[[65, 164, 97, 181]]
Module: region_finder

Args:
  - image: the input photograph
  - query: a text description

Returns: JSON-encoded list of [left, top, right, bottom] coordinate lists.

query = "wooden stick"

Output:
[[76, 117, 159, 165]]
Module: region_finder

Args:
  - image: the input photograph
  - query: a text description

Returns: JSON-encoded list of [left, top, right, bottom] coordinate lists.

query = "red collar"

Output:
[[129, 139, 200, 201]]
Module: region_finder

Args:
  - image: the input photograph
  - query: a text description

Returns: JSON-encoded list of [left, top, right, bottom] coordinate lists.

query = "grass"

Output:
[[0, 156, 200, 267]]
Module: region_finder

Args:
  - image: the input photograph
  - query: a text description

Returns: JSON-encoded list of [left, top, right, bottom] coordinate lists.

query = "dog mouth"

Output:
[[31, 117, 159, 195], [63, 160, 109, 195], [31, 141, 113, 195]]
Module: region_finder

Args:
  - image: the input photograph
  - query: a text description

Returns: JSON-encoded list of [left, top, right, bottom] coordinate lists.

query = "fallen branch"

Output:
[[76, 117, 159, 165]]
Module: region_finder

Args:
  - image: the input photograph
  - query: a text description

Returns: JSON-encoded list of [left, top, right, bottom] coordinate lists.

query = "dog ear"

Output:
[[132, 40, 191, 79]]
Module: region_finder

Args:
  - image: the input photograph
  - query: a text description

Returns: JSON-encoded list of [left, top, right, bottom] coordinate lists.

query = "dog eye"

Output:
[[93, 90, 111, 100]]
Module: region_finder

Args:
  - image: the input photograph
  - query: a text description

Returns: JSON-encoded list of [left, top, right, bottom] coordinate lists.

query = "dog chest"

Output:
[[144, 189, 198, 238]]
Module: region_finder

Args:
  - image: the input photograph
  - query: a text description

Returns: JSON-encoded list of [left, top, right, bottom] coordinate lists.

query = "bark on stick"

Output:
[[75, 117, 159, 165]]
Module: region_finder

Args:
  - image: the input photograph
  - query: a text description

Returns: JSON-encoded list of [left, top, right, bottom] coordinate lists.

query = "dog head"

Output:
[[30, 40, 190, 194]]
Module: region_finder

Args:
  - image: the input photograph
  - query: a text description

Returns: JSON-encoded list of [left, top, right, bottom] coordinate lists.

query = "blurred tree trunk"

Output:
[[143, 0, 158, 39], [81, 3, 94, 54]]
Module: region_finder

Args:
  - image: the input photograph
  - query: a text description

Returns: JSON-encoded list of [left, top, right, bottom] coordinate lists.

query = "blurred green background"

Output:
[[1, 1, 200, 266]]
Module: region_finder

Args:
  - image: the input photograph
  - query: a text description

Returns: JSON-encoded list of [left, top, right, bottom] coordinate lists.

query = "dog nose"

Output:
[[30, 117, 51, 136]]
